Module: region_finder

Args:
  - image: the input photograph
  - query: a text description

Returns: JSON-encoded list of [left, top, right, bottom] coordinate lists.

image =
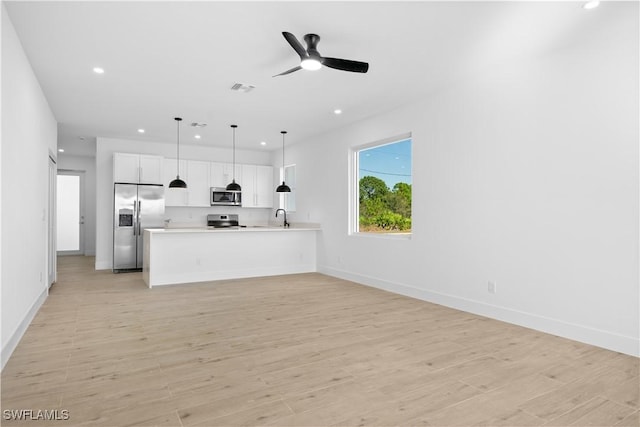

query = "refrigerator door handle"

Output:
[[137, 201, 142, 235], [132, 201, 137, 235]]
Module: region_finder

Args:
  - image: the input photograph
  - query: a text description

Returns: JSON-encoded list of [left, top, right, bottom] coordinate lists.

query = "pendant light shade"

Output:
[[226, 124, 241, 191], [169, 117, 187, 188], [276, 130, 291, 193]]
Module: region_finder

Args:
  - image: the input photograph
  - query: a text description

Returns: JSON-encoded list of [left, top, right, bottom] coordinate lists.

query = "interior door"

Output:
[[56, 170, 85, 255]]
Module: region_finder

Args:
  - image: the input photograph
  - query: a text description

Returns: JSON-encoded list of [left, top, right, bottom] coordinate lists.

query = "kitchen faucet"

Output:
[[275, 209, 290, 228]]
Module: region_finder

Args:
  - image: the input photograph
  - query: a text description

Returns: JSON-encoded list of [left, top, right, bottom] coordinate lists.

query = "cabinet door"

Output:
[[113, 153, 140, 183], [241, 164, 257, 207], [210, 162, 233, 188], [186, 160, 210, 207], [255, 165, 274, 208], [139, 155, 163, 184], [163, 158, 188, 206]]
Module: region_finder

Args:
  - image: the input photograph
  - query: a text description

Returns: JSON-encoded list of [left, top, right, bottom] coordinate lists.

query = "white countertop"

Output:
[[146, 225, 320, 234]]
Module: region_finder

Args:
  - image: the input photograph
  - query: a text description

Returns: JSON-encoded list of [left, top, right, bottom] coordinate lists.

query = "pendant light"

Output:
[[276, 130, 291, 193], [169, 117, 187, 188], [226, 124, 241, 191]]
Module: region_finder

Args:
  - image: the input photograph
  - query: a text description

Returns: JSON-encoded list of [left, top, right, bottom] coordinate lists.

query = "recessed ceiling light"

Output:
[[583, 0, 599, 9], [195, 135, 201, 139], [138, 129, 145, 133], [58, 148, 64, 153], [334, 109, 342, 115], [93, 67, 105, 74], [260, 141, 267, 146]]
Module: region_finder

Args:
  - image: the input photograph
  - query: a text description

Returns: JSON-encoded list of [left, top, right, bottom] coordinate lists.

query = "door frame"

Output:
[[57, 169, 85, 256], [48, 154, 57, 286]]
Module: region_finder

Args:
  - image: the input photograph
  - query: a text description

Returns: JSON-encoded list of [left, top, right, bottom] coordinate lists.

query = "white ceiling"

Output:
[[4, 1, 616, 155]]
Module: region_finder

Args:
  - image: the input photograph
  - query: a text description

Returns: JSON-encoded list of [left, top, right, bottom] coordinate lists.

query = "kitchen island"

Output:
[[142, 226, 320, 287]]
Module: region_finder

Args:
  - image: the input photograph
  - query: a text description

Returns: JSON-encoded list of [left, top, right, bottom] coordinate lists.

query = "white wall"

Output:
[[285, 9, 639, 356], [1, 5, 58, 368], [95, 137, 274, 269], [57, 155, 97, 255]]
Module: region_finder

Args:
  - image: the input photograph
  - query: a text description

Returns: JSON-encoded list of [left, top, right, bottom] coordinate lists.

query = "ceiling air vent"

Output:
[[231, 83, 256, 93], [190, 122, 207, 128]]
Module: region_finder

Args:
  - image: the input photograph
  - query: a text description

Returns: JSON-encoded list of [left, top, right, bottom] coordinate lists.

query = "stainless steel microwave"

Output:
[[210, 187, 241, 206]]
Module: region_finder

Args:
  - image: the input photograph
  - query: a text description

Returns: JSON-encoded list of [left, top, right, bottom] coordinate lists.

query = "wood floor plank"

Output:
[[1, 255, 637, 427]]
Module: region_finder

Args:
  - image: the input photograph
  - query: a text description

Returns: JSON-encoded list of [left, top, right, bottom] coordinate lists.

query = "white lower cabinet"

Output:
[[242, 164, 273, 208]]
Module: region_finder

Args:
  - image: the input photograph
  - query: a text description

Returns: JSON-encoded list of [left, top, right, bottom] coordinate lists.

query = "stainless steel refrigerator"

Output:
[[113, 183, 164, 272]]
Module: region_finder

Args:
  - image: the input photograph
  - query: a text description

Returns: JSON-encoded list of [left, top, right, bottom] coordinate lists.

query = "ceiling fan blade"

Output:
[[282, 32, 307, 60], [273, 65, 302, 77], [322, 57, 369, 73]]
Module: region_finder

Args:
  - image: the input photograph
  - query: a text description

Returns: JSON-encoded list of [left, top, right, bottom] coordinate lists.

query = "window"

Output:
[[353, 135, 412, 235], [279, 164, 296, 212]]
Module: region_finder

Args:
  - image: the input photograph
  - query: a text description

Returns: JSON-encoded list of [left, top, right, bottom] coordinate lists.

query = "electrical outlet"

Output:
[[488, 281, 497, 294]]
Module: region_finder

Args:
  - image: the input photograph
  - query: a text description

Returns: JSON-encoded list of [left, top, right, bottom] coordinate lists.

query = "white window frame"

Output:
[[349, 133, 412, 239], [279, 163, 296, 212]]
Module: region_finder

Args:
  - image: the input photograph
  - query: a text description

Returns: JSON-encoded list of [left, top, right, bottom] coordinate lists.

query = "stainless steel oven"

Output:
[[210, 187, 241, 206]]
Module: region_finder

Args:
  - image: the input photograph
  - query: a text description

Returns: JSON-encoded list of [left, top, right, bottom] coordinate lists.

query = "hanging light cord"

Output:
[[232, 126, 236, 180], [176, 117, 182, 177], [281, 131, 287, 169]]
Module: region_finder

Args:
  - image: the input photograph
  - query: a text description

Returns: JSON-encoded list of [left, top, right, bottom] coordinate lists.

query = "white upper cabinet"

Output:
[[114, 153, 163, 184], [163, 158, 188, 207], [164, 159, 212, 207], [138, 155, 164, 184], [210, 162, 233, 188], [242, 164, 273, 208], [164, 158, 272, 209], [241, 164, 257, 207], [186, 160, 211, 207], [256, 165, 274, 208]]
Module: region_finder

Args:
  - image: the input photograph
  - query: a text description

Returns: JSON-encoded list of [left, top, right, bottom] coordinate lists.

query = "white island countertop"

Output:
[[146, 224, 320, 233], [143, 224, 320, 287]]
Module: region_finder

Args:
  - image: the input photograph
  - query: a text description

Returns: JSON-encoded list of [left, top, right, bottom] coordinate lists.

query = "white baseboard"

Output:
[[1, 287, 48, 371], [319, 266, 639, 358], [95, 260, 111, 270]]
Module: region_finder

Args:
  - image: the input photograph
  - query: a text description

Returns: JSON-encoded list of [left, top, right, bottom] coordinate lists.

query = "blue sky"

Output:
[[359, 139, 412, 189]]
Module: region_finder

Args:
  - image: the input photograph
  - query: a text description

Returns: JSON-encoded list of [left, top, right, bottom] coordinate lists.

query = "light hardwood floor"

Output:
[[1, 256, 638, 426]]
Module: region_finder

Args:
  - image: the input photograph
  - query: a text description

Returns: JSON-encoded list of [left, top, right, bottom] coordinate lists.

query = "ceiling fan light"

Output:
[[583, 0, 600, 9], [301, 58, 321, 71]]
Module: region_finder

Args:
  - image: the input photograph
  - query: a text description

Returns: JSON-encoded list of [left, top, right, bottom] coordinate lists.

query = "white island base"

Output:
[[143, 227, 319, 288]]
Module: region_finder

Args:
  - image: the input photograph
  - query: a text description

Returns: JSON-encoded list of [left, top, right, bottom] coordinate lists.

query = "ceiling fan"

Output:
[[274, 32, 369, 77]]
